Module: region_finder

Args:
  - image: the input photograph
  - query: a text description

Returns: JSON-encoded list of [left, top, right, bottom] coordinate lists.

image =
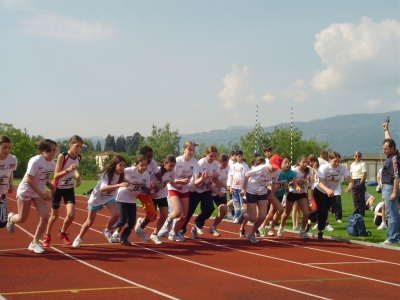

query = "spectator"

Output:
[[364, 187, 376, 211], [318, 149, 329, 165], [350, 151, 367, 216], [374, 201, 387, 230], [263, 146, 273, 165]]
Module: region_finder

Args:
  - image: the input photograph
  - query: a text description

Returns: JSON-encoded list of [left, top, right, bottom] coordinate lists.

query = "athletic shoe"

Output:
[[225, 213, 233, 220], [267, 229, 274, 236], [239, 228, 246, 238], [238, 209, 247, 225], [158, 231, 169, 237], [299, 229, 309, 239], [312, 223, 318, 230], [6, 212, 15, 233], [208, 225, 221, 237], [325, 224, 334, 231], [168, 233, 185, 242], [233, 217, 239, 224], [277, 228, 284, 237], [255, 229, 260, 237], [150, 233, 162, 244], [135, 227, 150, 242], [380, 239, 396, 246], [112, 230, 120, 241], [42, 234, 51, 247], [336, 220, 342, 223], [58, 232, 71, 245], [135, 217, 143, 231], [72, 237, 82, 248], [317, 232, 323, 241], [162, 218, 173, 233], [28, 242, 45, 254], [194, 223, 203, 235], [191, 227, 198, 239], [292, 225, 300, 230], [246, 233, 259, 244], [103, 229, 118, 243], [370, 206, 375, 211], [377, 223, 388, 230], [258, 227, 266, 237]]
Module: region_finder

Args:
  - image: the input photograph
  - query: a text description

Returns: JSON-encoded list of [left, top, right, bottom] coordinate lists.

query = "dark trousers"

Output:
[[314, 188, 334, 231], [112, 202, 136, 243], [331, 195, 342, 221], [181, 191, 215, 233], [352, 179, 365, 216]]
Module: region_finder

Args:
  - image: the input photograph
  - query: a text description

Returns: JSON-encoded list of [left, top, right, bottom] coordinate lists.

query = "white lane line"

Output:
[[11, 225, 179, 300], [307, 262, 381, 265]]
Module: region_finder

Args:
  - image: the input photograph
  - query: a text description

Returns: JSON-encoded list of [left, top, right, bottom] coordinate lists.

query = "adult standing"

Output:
[[380, 121, 400, 245], [263, 146, 273, 165], [318, 149, 329, 165], [350, 151, 367, 216]]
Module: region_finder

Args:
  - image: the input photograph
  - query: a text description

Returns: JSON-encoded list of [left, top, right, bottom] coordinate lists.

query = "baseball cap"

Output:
[[269, 155, 282, 169]]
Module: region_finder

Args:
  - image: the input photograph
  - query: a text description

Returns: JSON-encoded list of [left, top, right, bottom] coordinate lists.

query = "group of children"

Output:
[[1, 134, 379, 253]]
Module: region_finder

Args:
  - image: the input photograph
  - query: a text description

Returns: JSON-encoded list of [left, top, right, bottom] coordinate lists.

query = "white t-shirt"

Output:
[[55, 153, 81, 189], [191, 157, 220, 194], [229, 162, 250, 189], [140, 159, 160, 195], [365, 192, 373, 203], [289, 167, 312, 194], [0, 154, 18, 194], [17, 155, 55, 198], [374, 202, 383, 222], [245, 164, 279, 195], [88, 173, 121, 206], [310, 166, 319, 190], [316, 164, 350, 194], [212, 165, 230, 196], [116, 166, 151, 203], [151, 167, 176, 199], [168, 156, 200, 194], [333, 176, 344, 196]]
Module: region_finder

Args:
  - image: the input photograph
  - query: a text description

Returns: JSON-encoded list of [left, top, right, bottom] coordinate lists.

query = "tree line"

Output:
[[0, 122, 328, 179]]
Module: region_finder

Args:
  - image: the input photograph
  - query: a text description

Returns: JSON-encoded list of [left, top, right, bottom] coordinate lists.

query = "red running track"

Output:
[[1, 190, 400, 300]]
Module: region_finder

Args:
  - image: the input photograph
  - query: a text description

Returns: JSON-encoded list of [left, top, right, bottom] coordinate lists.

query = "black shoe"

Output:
[[239, 229, 246, 238], [121, 240, 132, 246], [317, 232, 323, 241], [255, 229, 260, 237]]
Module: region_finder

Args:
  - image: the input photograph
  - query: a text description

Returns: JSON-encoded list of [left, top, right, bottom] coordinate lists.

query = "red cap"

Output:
[[269, 155, 282, 169]]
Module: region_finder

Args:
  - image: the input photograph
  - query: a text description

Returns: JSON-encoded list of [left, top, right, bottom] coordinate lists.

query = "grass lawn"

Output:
[[12, 180, 394, 245]]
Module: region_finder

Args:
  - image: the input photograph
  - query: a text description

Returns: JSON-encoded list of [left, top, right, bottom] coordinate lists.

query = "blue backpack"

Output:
[[346, 214, 372, 237]]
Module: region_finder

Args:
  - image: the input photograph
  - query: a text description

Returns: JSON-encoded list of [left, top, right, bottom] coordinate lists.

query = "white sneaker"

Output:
[[292, 225, 300, 230], [194, 223, 203, 235], [112, 230, 119, 241], [162, 218, 173, 233], [299, 229, 310, 239], [72, 237, 82, 248], [6, 212, 15, 233], [28, 242, 45, 254], [246, 233, 259, 244], [380, 239, 396, 246], [312, 224, 318, 230], [325, 224, 334, 231], [135, 217, 143, 231], [277, 228, 284, 237], [225, 213, 233, 220], [168, 233, 185, 242], [208, 225, 221, 237], [191, 227, 198, 239], [336, 220, 342, 223], [158, 231, 169, 237], [103, 229, 117, 243], [267, 229, 275, 236], [150, 233, 162, 244], [135, 227, 150, 242], [377, 223, 388, 230], [233, 217, 239, 224]]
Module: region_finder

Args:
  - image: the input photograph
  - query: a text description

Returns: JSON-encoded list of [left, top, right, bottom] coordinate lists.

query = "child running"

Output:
[[112, 155, 152, 245], [72, 155, 129, 248], [7, 139, 57, 254], [0, 136, 18, 229], [42, 135, 83, 246], [240, 155, 282, 243]]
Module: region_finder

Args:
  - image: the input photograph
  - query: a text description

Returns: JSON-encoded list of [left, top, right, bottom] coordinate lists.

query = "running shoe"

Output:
[[380, 239, 396, 246], [336, 220, 342, 223], [208, 225, 221, 237], [6, 212, 15, 233], [233, 217, 239, 224], [239, 228, 246, 238], [58, 232, 71, 245], [158, 231, 169, 237], [191, 227, 198, 239], [292, 225, 300, 230], [162, 218, 173, 233], [325, 224, 334, 231], [72, 237, 82, 248], [246, 233, 259, 244], [370, 206, 375, 211], [299, 229, 310, 239], [135, 227, 150, 242], [135, 217, 143, 231], [28, 242, 45, 254], [377, 223, 388, 230], [150, 233, 162, 244], [277, 227, 284, 237], [194, 223, 203, 235], [312, 223, 319, 230], [103, 229, 118, 243], [317, 231, 323, 241], [258, 227, 266, 237], [112, 230, 120, 241], [255, 229, 260, 237], [267, 229, 274, 236], [168, 233, 185, 242], [42, 234, 51, 247]]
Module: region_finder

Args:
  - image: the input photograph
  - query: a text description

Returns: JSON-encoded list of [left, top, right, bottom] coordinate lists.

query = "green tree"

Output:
[[138, 124, 181, 161], [126, 132, 141, 155], [83, 138, 94, 150], [95, 140, 102, 152], [78, 156, 99, 179], [116, 135, 126, 152], [0, 123, 36, 178], [104, 134, 116, 152], [59, 140, 69, 153], [238, 123, 270, 163]]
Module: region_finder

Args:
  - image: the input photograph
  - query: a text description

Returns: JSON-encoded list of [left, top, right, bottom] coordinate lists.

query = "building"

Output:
[[95, 151, 119, 170], [342, 153, 386, 181]]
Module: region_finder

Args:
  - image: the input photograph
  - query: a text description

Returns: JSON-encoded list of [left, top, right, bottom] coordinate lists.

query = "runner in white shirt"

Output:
[[72, 155, 129, 248], [42, 135, 83, 247], [8, 139, 57, 254], [314, 151, 352, 241], [225, 151, 237, 220], [111, 155, 151, 245], [240, 155, 282, 243], [0, 136, 18, 229]]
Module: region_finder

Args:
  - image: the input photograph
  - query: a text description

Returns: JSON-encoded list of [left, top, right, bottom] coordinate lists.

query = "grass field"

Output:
[[11, 179, 394, 245]]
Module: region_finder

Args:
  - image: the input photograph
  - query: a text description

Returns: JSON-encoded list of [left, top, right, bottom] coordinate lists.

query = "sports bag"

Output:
[[346, 214, 372, 237]]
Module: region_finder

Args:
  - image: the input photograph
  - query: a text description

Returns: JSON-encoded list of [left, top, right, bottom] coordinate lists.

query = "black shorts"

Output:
[[275, 195, 284, 202], [246, 192, 268, 204], [286, 192, 307, 203], [153, 197, 168, 209], [212, 194, 227, 207], [51, 188, 75, 209]]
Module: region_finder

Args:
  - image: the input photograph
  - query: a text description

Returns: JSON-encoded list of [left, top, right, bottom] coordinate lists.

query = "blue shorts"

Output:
[[88, 199, 117, 212]]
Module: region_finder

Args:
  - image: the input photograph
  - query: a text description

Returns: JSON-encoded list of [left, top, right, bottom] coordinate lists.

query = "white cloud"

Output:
[[260, 93, 275, 104], [364, 99, 382, 110], [310, 17, 400, 92], [280, 80, 310, 103], [0, 0, 33, 10], [18, 13, 115, 39], [393, 101, 400, 110]]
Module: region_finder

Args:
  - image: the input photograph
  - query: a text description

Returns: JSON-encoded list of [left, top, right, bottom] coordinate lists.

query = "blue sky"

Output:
[[1, 0, 399, 139]]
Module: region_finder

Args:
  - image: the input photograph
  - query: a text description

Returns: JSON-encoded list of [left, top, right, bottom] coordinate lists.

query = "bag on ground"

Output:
[[346, 214, 372, 237]]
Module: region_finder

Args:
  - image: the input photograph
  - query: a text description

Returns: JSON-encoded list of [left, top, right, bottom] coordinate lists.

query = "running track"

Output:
[[1, 190, 400, 300]]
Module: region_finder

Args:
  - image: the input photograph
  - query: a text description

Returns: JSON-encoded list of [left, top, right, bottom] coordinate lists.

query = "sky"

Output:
[[1, 0, 399, 140]]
